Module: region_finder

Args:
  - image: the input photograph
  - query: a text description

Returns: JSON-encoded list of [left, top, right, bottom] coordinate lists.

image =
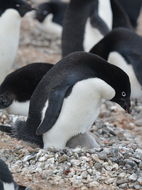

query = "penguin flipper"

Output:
[[36, 84, 71, 135]]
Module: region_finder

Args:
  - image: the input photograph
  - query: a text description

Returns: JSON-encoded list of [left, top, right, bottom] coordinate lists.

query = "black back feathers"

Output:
[[0, 0, 33, 17]]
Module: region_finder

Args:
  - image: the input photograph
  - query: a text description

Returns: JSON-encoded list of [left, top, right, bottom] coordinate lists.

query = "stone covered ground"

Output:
[[0, 1, 142, 190]]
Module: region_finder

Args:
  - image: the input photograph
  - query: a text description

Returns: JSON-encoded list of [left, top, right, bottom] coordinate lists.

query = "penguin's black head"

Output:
[[0, 92, 15, 109], [109, 65, 131, 113], [35, 1, 67, 25], [0, 0, 33, 17]]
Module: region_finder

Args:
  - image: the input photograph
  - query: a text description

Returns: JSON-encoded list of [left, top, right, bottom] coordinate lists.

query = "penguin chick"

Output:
[[0, 159, 31, 190], [35, 0, 67, 36], [0, 0, 33, 84], [0, 62, 53, 116], [0, 52, 131, 149], [66, 132, 100, 149], [90, 27, 142, 99], [62, 0, 112, 56]]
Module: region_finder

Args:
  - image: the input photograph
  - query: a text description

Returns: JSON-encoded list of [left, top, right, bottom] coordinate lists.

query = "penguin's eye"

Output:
[[122, 91, 126, 97], [16, 4, 20, 8]]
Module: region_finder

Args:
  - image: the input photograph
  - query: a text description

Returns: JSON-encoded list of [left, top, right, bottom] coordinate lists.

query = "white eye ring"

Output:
[[122, 91, 126, 97], [16, 4, 20, 7]]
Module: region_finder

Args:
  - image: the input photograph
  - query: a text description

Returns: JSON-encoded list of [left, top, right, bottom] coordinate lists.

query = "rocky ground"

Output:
[[0, 2, 142, 190]]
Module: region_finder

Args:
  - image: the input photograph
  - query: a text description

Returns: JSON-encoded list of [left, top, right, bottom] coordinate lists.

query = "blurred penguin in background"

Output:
[[0, 0, 33, 84], [35, 0, 68, 36], [62, 0, 113, 56]]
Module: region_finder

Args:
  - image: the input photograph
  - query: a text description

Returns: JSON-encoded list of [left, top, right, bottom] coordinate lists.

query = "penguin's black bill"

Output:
[[119, 98, 131, 114]]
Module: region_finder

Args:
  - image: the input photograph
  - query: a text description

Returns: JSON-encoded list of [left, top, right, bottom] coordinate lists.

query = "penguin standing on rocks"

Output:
[[35, 0, 68, 36], [90, 28, 142, 99], [0, 159, 30, 190], [0, 62, 53, 116], [62, 0, 113, 56], [0, 0, 33, 84], [0, 52, 131, 149]]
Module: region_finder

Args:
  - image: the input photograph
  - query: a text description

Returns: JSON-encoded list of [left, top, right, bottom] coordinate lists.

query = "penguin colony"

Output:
[[0, 0, 141, 188]]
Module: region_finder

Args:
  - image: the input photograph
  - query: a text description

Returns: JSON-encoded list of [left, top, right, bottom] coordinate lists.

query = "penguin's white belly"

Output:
[[7, 100, 30, 116], [0, 9, 21, 83], [108, 52, 142, 98], [3, 182, 15, 190], [83, 18, 104, 51], [43, 78, 115, 149], [98, 0, 112, 30], [0, 36, 19, 82]]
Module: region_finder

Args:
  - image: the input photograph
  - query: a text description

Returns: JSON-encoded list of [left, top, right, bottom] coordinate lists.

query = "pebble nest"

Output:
[[0, 3, 142, 190]]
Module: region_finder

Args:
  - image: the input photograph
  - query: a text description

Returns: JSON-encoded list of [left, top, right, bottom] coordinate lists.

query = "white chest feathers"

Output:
[[7, 100, 30, 116], [108, 51, 142, 99], [43, 78, 115, 149], [0, 9, 21, 84], [83, 18, 104, 52], [83, 0, 112, 52], [3, 182, 15, 190], [41, 14, 62, 37], [98, 0, 113, 30]]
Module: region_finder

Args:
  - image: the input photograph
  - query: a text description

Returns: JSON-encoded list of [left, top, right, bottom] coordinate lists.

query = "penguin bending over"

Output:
[[35, 0, 67, 36], [90, 28, 142, 99], [0, 0, 33, 84], [0, 159, 31, 190], [0, 52, 131, 149], [0, 63, 53, 116], [62, 0, 112, 56]]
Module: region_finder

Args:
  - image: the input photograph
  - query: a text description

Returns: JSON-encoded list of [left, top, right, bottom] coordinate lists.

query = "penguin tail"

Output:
[[0, 121, 43, 148]]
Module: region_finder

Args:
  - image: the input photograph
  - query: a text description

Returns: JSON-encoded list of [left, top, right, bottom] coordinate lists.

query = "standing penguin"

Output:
[[0, 0, 33, 84], [0, 52, 131, 149], [90, 28, 142, 99], [0, 62, 53, 116], [62, 0, 112, 56], [0, 159, 31, 190], [35, 0, 68, 36]]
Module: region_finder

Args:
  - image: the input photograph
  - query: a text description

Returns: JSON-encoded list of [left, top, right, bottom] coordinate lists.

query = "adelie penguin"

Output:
[[62, 0, 133, 57], [0, 159, 31, 190], [0, 52, 131, 149], [90, 28, 142, 99], [62, 0, 113, 56], [35, 0, 67, 36], [0, 0, 33, 84], [0, 62, 53, 116]]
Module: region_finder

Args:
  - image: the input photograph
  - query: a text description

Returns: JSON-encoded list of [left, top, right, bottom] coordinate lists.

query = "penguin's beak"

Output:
[[118, 98, 131, 113]]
